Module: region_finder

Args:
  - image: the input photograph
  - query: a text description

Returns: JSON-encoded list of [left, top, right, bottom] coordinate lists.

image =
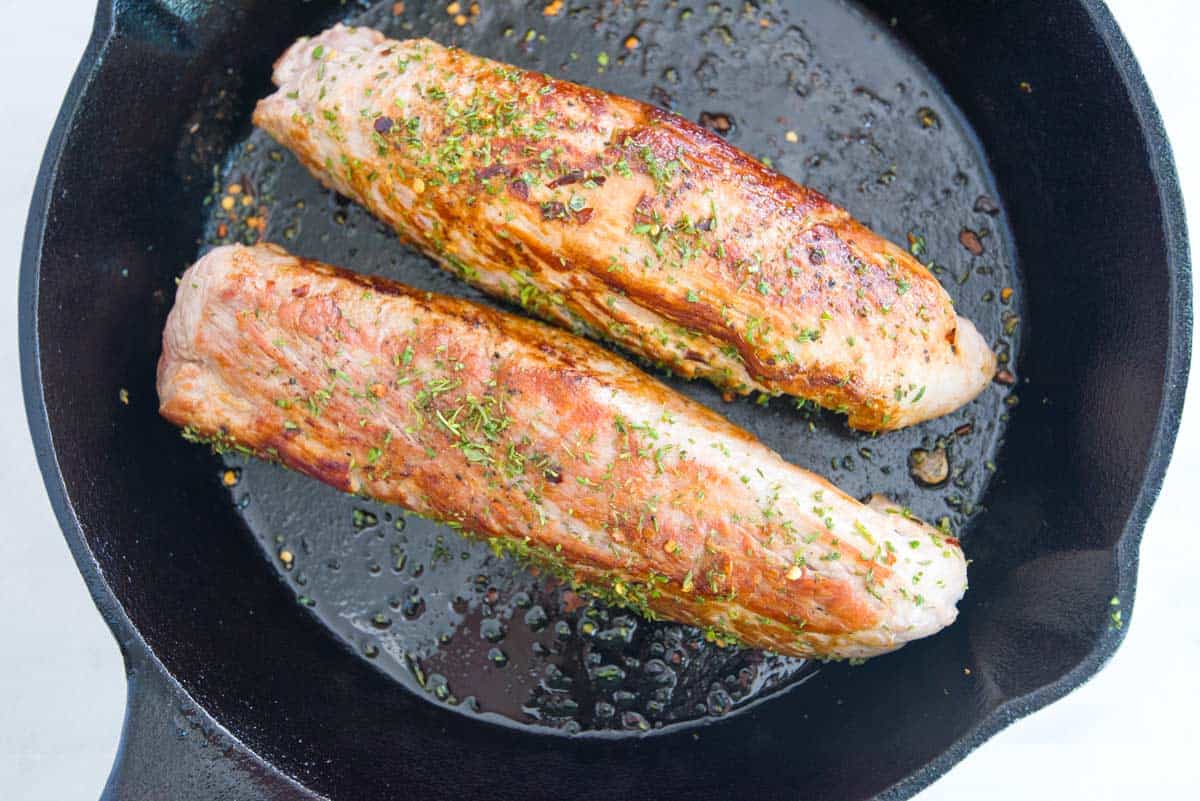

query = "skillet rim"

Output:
[[18, 1, 1191, 799]]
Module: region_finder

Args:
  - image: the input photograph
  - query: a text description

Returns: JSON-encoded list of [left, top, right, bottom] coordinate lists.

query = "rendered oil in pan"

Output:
[[201, 0, 1022, 734]]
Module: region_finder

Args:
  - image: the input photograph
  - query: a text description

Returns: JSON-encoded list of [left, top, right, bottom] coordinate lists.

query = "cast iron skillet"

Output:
[[21, 1, 1190, 799]]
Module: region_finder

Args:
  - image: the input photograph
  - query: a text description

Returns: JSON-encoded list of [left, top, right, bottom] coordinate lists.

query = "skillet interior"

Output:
[[22, 0, 1188, 799], [211, 0, 1019, 735]]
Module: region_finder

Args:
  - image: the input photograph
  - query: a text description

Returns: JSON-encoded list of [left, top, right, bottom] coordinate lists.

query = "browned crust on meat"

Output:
[[158, 244, 967, 658], [252, 28, 995, 431]]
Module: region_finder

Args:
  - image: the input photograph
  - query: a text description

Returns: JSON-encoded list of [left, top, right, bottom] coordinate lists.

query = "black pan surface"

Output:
[[20, 1, 1190, 799]]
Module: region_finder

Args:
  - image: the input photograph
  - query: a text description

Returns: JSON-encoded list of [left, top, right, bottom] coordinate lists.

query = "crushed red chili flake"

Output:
[[548, 169, 585, 188], [954, 423, 974, 437], [475, 163, 511, 180], [574, 207, 594, 224], [994, 369, 1016, 386], [698, 111, 734, 136], [959, 228, 984, 256]]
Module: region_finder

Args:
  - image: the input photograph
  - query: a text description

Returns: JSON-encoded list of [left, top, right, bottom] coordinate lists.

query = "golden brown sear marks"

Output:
[[253, 25, 996, 431], [157, 244, 968, 659]]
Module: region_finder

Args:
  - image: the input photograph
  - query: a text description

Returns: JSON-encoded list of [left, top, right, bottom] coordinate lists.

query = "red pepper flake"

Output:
[[994, 369, 1016, 386], [391, 2, 405, 14], [954, 423, 974, 437], [476, 163, 511, 181], [959, 228, 984, 256], [698, 111, 734, 136], [292, 284, 310, 298], [548, 169, 585, 188], [574, 207, 594, 224]]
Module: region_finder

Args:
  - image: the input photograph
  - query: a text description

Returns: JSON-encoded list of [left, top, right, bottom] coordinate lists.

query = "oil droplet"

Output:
[[707, 686, 734, 716], [402, 591, 426, 620], [524, 605, 549, 631], [480, 618, 506, 643], [591, 664, 626, 687]]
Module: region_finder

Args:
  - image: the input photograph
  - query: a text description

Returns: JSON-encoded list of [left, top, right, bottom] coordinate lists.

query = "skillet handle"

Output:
[[101, 649, 321, 800], [107, 0, 216, 46]]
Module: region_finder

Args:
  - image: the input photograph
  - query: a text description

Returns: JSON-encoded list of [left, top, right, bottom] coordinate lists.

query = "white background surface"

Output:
[[1, 1, 1196, 799]]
